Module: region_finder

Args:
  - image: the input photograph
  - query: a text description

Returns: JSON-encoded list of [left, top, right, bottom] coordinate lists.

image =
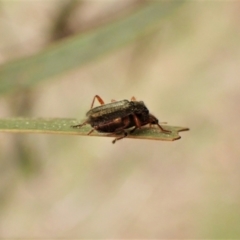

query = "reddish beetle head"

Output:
[[148, 114, 159, 124]]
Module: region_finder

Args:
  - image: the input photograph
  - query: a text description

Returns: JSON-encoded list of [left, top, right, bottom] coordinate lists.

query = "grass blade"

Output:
[[0, 118, 189, 141], [0, 1, 184, 95]]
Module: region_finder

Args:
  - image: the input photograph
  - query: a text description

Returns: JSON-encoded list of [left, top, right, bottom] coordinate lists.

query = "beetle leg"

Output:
[[149, 114, 171, 134], [157, 124, 171, 133], [132, 114, 142, 129], [156, 121, 170, 133], [111, 117, 130, 144], [131, 96, 137, 101], [90, 95, 105, 109], [71, 121, 96, 135], [87, 128, 95, 135], [72, 125, 95, 135], [72, 121, 96, 135], [112, 131, 127, 144], [71, 119, 88, 128]]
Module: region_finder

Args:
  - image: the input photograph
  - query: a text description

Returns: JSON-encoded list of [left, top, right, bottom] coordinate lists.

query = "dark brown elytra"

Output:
[[71, 95, 170, 143]]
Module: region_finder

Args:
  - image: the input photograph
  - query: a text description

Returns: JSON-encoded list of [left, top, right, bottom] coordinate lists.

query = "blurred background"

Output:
[[0, 0, 240, 238]]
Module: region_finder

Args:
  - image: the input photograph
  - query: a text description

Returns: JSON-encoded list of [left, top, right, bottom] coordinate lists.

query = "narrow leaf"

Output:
[[0, 118, 189, 141]]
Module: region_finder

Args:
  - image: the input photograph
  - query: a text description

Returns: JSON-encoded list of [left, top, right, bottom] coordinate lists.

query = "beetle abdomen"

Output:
[[92, 116, 131, 133]]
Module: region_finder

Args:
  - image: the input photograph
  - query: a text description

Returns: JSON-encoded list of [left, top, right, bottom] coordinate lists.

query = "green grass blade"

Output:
[[0, 1, 184, 95], [0, 118, 189, 142]]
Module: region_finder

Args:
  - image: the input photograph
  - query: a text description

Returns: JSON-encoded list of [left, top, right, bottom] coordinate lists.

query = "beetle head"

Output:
[[148, 114, 159, 124]]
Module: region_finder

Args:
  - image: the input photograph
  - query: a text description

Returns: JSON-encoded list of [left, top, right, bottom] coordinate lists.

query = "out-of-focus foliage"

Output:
[[0, 1, 183, 95]]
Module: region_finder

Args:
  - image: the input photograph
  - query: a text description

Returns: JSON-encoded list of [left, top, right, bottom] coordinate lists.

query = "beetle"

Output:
[[71, 95, 170, 143]]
